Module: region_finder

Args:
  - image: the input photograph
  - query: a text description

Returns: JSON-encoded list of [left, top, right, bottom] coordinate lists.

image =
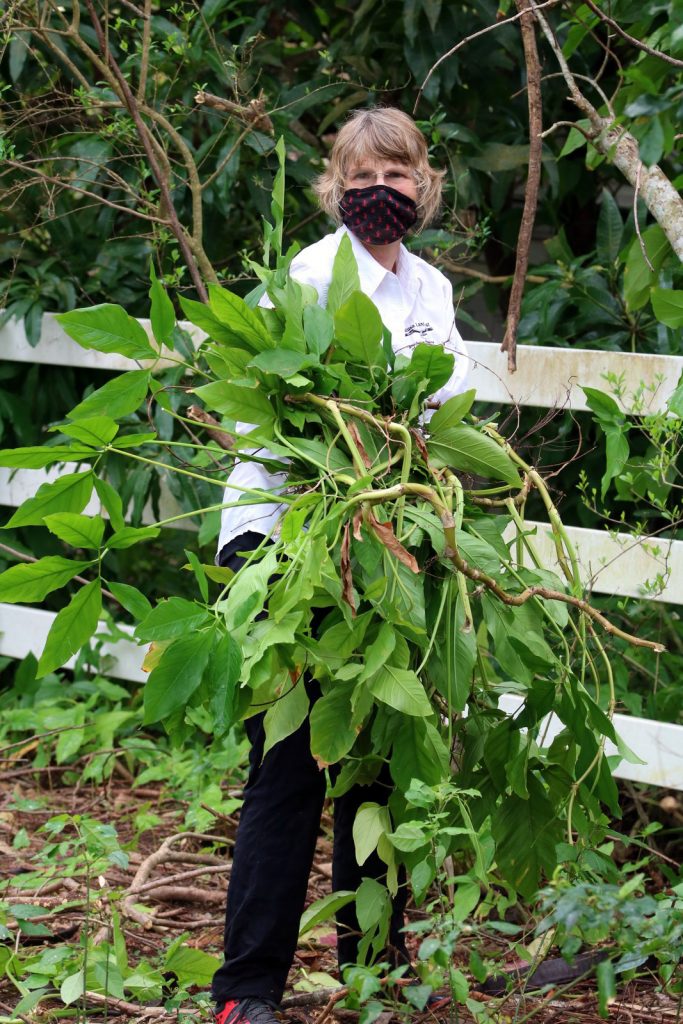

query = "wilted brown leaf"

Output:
[[367, 512, 419, 573], [340, 521, 357, 616]]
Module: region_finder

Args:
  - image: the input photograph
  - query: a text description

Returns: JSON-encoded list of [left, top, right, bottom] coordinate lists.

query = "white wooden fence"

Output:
[[1, 313, 682, 788]]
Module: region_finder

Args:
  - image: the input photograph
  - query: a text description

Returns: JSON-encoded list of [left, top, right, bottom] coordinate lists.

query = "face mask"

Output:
[[339, 184, 418, 244]]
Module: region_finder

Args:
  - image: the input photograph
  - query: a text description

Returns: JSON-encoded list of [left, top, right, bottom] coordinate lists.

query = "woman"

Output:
[[212, 107, 469, 1024]]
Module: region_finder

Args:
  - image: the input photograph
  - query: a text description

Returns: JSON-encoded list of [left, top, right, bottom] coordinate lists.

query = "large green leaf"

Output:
[[68, 370, 150, 421], [149, 264, 176, 347], [326, 233, 360, 315], [37, 579, 102, 677], [0, 555, 93, 603], [179, 296, 245, 346], [651, 288, 683, 328], [56, 304, 157, 359], [623, 225, 671, 312], [390, 718, 449, 790], [299, 890, 356, 938], [55, 417, 119, 446], [303, 303, 334, 357], [207, 631, 243, 732], [263, 681, 310, 757], [352, 803, 391, 865], [0, 446, 93, 469], [596, 187, 623, 265], [404, 343, 454, 394], [143, 631, 213, 724], [4, 471, 93, 528], [193, 380, 275, 425], [427, 425, 521, 486], [44, 513, 104, 549], [428, 389, 476, 434], [249, 349, 318, 378], [368, 665, 432, 717], [334, 292, 383, 367], [491, 775, 559, 898], [136, 597, 211, 642], [208, 284, 274, 351], [309, 682, 359, 766]]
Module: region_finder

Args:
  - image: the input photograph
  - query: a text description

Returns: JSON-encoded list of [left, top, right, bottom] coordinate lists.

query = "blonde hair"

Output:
[[314, 107, 444, 232]]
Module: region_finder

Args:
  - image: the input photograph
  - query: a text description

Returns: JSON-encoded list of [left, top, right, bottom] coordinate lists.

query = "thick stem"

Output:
[[501, 0, 543, 373]]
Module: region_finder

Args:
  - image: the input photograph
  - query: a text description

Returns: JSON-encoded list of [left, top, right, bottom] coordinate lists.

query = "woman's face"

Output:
[[344, 157, 418, 203]]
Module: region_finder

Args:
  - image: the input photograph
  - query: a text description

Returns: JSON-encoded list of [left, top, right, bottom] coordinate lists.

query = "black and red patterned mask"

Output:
[[339, 184, 418, 244]]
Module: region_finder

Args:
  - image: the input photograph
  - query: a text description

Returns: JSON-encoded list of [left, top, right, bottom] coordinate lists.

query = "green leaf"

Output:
[[208, 284, 273, 351], [602, 430, 629, 499], [263, 682, 310, 758], [596, 959, 616, 1018], [368, 665, 432, 717], [299, 890, 356, 938], [309, 682, 359, 766], [0, 445, 94, 468], [193, 380, 275, 425], [359, 622, 396, 681], [651, 288, 683, 328], [390, 718, 449, 790], [249, 349, 318, 378], [207, 630, 242, 731], [428, 389, 476, 434], [106, 526, 160, 550], [56, 304, 157, 359], [623, 225, 671, 312], [582, 386, 623, 425], [55, 417, 119, 446], [404, 343, 454, 394], [179, 296, 244, 346], [60, 970, 85, 1006], [334, 292, 383, 367], [137, 597, 211, 642], [4, 470, 93, 528], [93, 476, 125, 532], [164, 945, 220, 988], [149, 264, 176, 347], [38, 579, 102, 677], [303, 303, 334, 357], [491, 775, 558, 898], [353, 803, 392, 865], [44, 513, 104, 549], [143, 631, 212, 724], [427, 426, 521, 486], [596, 188, 623, 265], [69, 370, 150, 421], [0, 555, 93, 603], [558, 119, 591, 158], [667, 377, 683, 418], [355, 877, 390, 932], [326, 233, 360, 315], [107, 582, 152, 622]]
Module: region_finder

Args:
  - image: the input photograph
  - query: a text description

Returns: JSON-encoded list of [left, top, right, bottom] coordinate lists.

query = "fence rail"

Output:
[[2, 313, 681, 789]]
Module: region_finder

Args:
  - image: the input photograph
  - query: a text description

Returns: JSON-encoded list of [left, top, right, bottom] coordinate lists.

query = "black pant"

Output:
[[211, 534, 408, 1006]]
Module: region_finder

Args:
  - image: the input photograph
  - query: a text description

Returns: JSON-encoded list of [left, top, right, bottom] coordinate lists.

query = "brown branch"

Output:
[[501, 0, 543, 373], [582, 0, 683, 69], [84, 0, 209, 301], [80, 992, 168, 1018], [194, 90, 273, 132], [136, 0, 152, 102], [186, 405, 235, 451], [436, 254, 547, 284], [128, 863, 231, 895]]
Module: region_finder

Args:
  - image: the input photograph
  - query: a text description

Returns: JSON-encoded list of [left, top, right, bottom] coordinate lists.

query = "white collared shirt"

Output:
[[217, 226, 469, 554]]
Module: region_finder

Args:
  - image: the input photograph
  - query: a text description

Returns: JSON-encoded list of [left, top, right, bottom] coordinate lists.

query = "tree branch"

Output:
[[582, 0, 683, 69], [501, 0, 543, 373], [84, 0, 209, 301], [530, 0, 683, 261]]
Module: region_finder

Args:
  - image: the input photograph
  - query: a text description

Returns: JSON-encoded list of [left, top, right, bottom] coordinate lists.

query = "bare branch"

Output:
[[186, 406, 236, 451], [194, 91, 274, 132], [136, 0, 152, 102], [501, 0, 543, 373], [530, 0, 683, 261], [84, 0, 209, 300], [582, 0, 683, 69], [413, 0, 560, 113]]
